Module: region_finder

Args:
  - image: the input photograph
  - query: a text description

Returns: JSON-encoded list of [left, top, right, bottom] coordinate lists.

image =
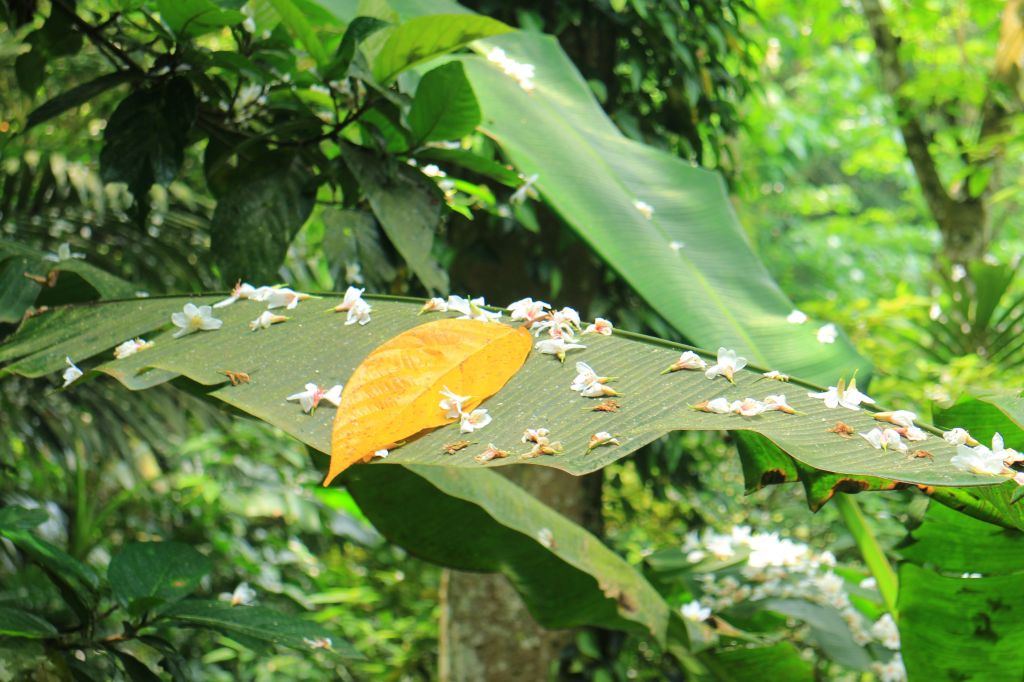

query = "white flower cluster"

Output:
[[950, 430, 1022, 481], [439, 386, 491, 434], [694, 394, 795, 416], [682, 525, 902, 669]]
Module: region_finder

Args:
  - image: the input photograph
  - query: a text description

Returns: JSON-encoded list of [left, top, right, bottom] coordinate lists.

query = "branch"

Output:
[[52, 0, 146, 77], [859, 0, 957, 218]]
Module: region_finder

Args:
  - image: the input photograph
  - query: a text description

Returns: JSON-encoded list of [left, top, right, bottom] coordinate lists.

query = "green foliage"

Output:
[[372, 14, 512, 82], [408, 62, 481, 144]]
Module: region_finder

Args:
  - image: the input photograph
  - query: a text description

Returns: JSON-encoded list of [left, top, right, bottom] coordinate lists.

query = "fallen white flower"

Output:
[[439, 386, 471, 419], [113, 338, 153, 359], [460, 408, 492, 433], [249, 311, 288, 331], [62, 356, 83, 388], [816, 323, 838, 344], [287, 383, 344, 413], [787, 309, 808, 324], [808, 377, 874, 410], [171, 303, 223, 338], [535, 337, 586, 362], [705, 347, 747, 383], [582, 317, 614, 336], [633, 199, 654, 219], [345, 298, 372, 326], [334, 286, 366, 312]]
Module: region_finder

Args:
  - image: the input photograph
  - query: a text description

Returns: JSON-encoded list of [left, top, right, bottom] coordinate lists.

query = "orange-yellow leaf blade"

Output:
[[326, 319, 531, 485]]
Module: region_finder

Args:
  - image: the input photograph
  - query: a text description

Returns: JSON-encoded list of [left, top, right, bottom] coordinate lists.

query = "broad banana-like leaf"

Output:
[[450, 32, 869, 386], [0, 294, 997, 488]]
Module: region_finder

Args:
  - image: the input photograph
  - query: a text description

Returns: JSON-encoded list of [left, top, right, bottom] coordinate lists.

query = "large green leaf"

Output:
[[407, 61, 481, 144], [25, 71, 133, 131], [156, 0, 246, 38], [346, 463, 669, 640], [372, 14, 512, 83], [268, 0, 328, 66], [0, 606, 58, 639], [898, 502, 1024, 575], [456, 33, 868, 385], [0, 295, 997, 488]]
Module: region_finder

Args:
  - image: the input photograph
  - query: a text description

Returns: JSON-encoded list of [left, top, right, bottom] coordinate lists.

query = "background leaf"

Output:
[[407, 62, 481, 143], [0, 606, 58, 639], [107, 541, 211, 612]]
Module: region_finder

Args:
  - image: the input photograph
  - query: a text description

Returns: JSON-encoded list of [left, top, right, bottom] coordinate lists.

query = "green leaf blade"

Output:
[[408, 62, 481, 144]]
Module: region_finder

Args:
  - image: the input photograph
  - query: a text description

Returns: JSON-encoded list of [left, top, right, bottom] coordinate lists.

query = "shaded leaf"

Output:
[[340, 141, 448, 293], [162, 600, 361, 657], [26, 72, 133, 131], [372, 14, 513, 83], [710, 642, 813, 681], [324, 16, 391, 81], [108, 541, 211, 611], [899, 502, 1024, 575], [268, 0, 328, 65], [408, 61, 480, 144], [209, 153, 318, 283], [0, 606, 59, 639], [156, 0, 246, 37], [327, 318, 531, 483], [100, 78, 197, 201], [345, 463, 669, 641], [0, 506, 50, 531], [761, 599, 872, 670]]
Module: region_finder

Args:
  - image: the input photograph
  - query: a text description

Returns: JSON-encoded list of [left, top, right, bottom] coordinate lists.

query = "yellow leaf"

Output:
[[325, 319, 532, 485]]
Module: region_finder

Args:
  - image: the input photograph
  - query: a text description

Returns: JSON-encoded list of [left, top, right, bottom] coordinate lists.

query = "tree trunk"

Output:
[[438, 467, 602, 682]]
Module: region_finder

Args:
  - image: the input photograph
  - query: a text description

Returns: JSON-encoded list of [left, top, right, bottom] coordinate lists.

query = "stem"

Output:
[[834, 493, 899, 618]]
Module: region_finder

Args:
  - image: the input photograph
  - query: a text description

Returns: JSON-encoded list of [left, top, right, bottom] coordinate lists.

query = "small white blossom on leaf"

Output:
[[287, 383, 343, 414], [763, 394, 796, 414], [786, 309, 808, 324], [333, 286, 366, 312], [171, 303, 223, 338], [419, 297, 449, 314], [537, 527, 555, 548], [345, 298, 372, 326], [762, 370, 790, 382], [986, 432, 1022, 465], [475, 444, 510, 464], [692, 397, 733, 414], [808, 377, 875, 410], [950, 440, 999, 473], [873, 410, 917, 428], [731, 398, 766, 417], [439, 386, 471, 419], [460, 408, 492, 434], [113, 338, 153, 359], [535, 337, 586, 362], [303, 637, 333, 650], [249, 311, 288, 331], [507, 297, 551, 325], [668, 240, 685, 252], [816, 323, 838, 343], [448, 295, 501, 323], [582, 317, 614, 336], [372, 449, 389, 459], [262, 287, 313, 310], [509, 173, 539, 204], [633, 199, 654, 219], [663, 351, 707, 374], [522, 439, 563, 458], [532, 307, 582, 337], [522, 428, 550, 443], [580, 382, 621, 398], [570, 362, 613, 392], [705, 347, 747, 383], [588, 431, 621, 450], [214, 281, 259, 308], [681, 600, 711, 623], [943, 427, 979, 447], [62, 356, 83, 388], [900, 426, 928, 442], [218, 582, 256, 606], [860, 428, 907, 452]]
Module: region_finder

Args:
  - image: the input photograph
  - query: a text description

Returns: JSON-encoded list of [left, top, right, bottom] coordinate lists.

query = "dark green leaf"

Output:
[[325, 16, 391, 81], [162, 600, 361, 657], [114, 651, 162, 682], [0, 255, 44, 323], [761, 599, 872, 670], [736, 432, 799, 493], [0, 506, 50, 531], [372, 14, 513, 83], [346, 463, 670, 641], [100, 78, 197, 201], [209, 153, 318, 283], [710, 642, 813, 681], [0, 606, 59, 639], [26, 72, 132, 131], [1, 529, 100, 592], [108, 541, 211, 611], [408, 61, 480, 144], [14, 49, 46, 96], [340, 141, 448, 293]]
